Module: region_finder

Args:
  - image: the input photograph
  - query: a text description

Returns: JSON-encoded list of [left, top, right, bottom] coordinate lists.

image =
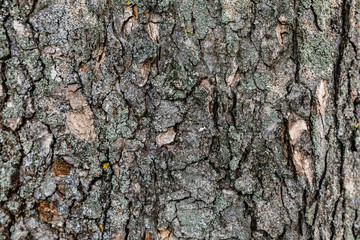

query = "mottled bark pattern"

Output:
[[0, 0, 359, 239]]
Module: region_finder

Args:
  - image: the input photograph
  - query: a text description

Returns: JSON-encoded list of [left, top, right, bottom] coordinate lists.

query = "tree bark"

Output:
[[0, 0, 359, 239]]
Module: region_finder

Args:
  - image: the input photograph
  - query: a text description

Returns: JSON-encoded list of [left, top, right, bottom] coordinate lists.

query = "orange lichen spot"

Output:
[[184, 25, 193, 34], [123, 109, 126, 112], [52, 160, 71, 177], [126, 1, 131, 5], [38, 201, 58, 222], [99, 224, 104, 230], [103, 163, 110, 169]]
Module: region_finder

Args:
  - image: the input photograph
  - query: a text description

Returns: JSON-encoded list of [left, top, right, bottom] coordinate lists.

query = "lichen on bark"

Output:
[[0, 0, 360, 239]]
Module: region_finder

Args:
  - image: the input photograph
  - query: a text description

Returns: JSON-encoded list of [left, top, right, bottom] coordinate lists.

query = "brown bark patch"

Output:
[[275, 24, 288, 45], [13, 20, 32, 37], [5, 117, 22, 131], [293, 150, 313, 183], [52, 160, 71, 177], [57, 184, 66, 198], [65, 84, 88, 110], [158, 228, 176, 240], [316, 79, 328, 114], [200, 78, 213, 91], [111, 233, 125, 240], [288, 115, 307, 144], [79, 62, 87, 73], [288, 114, 313, 183], [38, 201, 58, 222], [145, 233, 153, 240], [133, 60, 152, 87], [122, 5, 139, 34], [66, 111, 97, 142], [133, 5, 138, 19], [156, 127, 176, 146], [65, 84, 98, 142], [146, 13, 160, 43]]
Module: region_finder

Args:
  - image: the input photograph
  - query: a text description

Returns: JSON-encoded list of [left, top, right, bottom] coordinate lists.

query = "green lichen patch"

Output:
[[0, 23, 9, 59], [302, 0, 332, 29], [234, 174, 257, 194], [99, 91, 138, 141], [220, 0, 251, 25], [64, 135, 102, 176], [36, 111, 64, 128], [4, 57, 32, 94], [0, 129, 22, 202], [151, 62, 197, 100], [300, 33, 334, 77], [1, 94, 25, 124], [193, 0, 212, 39], [176, 201, 215, 238]]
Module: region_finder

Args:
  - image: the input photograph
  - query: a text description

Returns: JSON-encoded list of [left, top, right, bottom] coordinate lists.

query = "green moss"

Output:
[[228, 126, 242, 153], [5, 58, 28, 93], [8, 1, 34, 20], [158, 0, 173, 11], [104, 113, 137, 141], [15, 35, 36, 51], [305, 203, 316, 227], [70, 21, 105, 65], [83, 182, 104, 219], [34, 77, 61, 97], [38, 31, 51, 47], [130, 35, 158, 64]]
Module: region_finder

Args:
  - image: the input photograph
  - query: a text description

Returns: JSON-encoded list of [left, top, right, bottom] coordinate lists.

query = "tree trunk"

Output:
[[0, 0, 359, 239]]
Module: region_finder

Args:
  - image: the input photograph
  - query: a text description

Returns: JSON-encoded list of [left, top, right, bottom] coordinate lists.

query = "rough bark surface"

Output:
[[0, 0, 359, 239]]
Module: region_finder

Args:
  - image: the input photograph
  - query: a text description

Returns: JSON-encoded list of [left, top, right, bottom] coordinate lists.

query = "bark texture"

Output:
[[0, 0, 360, 239]]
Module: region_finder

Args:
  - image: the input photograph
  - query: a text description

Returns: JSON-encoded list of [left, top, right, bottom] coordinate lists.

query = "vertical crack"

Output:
[[293, 0, 300, 84], [331, 0, 352, 237]]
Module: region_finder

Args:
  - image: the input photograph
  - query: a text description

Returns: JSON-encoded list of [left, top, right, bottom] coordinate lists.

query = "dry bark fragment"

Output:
[[38, 201, 58, 222], [52, 159, 71, 177]]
